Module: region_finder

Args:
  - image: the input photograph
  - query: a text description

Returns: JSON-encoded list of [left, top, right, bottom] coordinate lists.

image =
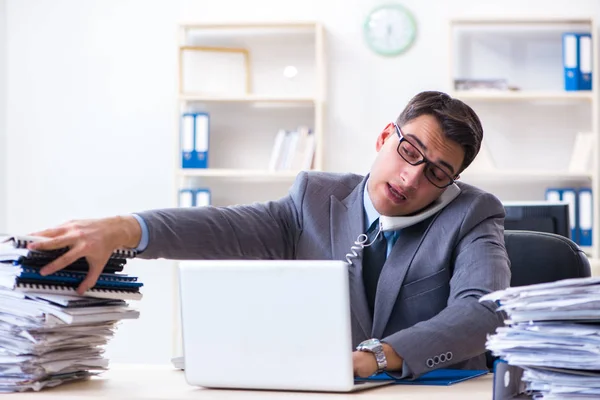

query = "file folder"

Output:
[[544, 188, 561, 203], [492, 361, 526, 400], [578, 188, 593, 247], [561, 188, 578, 243], [178, 189, 194, 208], [562, 33, 579, 91], [181, 112, 209, 169], [356, 369, 488, 385], [578, 33, 592, 91], [194, 189, 211, 207]]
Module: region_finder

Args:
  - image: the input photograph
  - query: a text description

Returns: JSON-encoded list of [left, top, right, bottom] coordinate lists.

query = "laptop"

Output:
[[178, 259, 392, 392]]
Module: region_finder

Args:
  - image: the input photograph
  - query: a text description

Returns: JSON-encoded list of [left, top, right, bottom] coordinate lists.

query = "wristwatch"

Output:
[[356, 338, 387, 372]]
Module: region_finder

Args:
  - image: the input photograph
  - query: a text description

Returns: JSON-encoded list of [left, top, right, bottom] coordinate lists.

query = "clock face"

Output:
[[364, 4, 417, 57]]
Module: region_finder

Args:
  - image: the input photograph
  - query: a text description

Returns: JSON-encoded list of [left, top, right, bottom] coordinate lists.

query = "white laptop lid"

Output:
[[178, 259, 357, 392]]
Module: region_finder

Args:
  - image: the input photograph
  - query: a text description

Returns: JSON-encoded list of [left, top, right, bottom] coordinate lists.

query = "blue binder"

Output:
[[178, 189, 194, 208], [356, 369, 488, 385], [194, 188, 211, 207], [181, 112, 209, 169], [562, 33, 580, 91], [578, 33, 592, 91], [578, 187, 593, 247]]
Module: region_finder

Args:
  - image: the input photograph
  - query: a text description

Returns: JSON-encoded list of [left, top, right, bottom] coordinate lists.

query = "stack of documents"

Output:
[[0, 234, 142, 392], [482, 276, 600, 399]]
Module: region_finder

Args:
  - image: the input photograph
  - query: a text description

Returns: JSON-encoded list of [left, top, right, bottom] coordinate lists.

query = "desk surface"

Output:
[[6, 364, 494, 399]]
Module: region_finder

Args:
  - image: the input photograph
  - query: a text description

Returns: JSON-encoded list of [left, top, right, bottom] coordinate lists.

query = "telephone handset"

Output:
[[379, 183, 461, 232], [345, 183, 461, 265]]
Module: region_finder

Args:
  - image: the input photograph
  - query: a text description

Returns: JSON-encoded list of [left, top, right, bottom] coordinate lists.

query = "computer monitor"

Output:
[[502, 201, 571, 239]]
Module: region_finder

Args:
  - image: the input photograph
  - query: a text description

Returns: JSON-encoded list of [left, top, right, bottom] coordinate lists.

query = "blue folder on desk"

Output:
[[356, 369, 488, 385]]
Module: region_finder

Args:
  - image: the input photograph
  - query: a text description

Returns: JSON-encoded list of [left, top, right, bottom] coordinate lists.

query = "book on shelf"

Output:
[[268, 126, 316, 171], [568, 132, 594, 173]]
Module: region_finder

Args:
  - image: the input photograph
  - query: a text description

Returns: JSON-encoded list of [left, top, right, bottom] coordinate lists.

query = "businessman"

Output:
[[29, 91, 510, 379]]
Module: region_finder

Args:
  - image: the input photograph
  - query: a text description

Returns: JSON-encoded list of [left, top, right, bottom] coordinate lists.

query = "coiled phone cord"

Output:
[[345, 226, 383, 265]]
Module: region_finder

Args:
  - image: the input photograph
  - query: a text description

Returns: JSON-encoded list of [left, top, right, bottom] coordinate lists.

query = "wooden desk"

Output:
[[6, 364, 494, 399]]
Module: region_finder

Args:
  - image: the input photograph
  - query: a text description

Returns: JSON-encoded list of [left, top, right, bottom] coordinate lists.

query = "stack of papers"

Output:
[[482, 276, 600, 399], [0, 234, 142, 392]]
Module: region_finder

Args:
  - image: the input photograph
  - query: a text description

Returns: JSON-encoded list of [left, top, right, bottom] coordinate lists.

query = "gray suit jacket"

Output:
[[138, 172, 511, 378]]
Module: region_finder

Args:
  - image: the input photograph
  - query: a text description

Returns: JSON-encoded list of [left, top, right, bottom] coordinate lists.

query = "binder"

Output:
[[356, 369, 488, 385], [1, 234, 137, 260], [578, 33, 592, 91], [544, 188, 561, 202], [194, 189, 211, 207], [0, 234, 142, 300], [181, 112, 209, 169], [562, 33, 579, 91], [178, 189, 194, 208], [561, 188, 578, 243], [578, 187, 593, 247]]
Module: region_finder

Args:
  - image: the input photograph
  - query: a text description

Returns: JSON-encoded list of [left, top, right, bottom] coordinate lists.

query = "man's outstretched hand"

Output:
[[27, 216, 141, 295]]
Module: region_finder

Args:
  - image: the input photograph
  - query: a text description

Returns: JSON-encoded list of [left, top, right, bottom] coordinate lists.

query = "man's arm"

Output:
[[381, 192, 510, 379], [134, 173, 307, 260], [26, 172, 310, 291]]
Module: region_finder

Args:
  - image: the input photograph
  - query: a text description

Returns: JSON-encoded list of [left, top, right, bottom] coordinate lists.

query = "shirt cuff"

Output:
[[131, 214, 149, 252]]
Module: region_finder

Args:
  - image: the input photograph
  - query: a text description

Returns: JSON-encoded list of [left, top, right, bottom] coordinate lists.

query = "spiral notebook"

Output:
[[0, 234, 142, 301], [0, 234, 138, 259]]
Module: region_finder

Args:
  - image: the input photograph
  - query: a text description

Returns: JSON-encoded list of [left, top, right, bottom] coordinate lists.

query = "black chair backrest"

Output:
[[504, 230, 591, 286], [485, 230, 591, 370]]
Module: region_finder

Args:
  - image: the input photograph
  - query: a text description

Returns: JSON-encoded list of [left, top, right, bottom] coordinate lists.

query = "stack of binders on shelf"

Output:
[[545, 188, 593, 247], [181, 112, 210, 169], [562, 32, 592, 91], [0, 234, 143, 392], [178, 188, 211, 208]]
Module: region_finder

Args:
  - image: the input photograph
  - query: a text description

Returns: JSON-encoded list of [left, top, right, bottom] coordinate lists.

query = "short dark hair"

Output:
[[396, 91, 483, 173]]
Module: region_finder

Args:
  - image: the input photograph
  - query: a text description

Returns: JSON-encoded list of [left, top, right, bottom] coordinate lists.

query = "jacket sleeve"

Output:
[[134, 172, 309, 260]]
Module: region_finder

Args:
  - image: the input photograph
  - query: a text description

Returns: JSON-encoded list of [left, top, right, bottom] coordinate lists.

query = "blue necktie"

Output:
[[362, 219, 387, 318]]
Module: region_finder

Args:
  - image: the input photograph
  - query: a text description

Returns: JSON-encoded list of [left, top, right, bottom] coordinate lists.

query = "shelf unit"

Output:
[[449, 17, 599, 261], [171, 22, 326, 356]]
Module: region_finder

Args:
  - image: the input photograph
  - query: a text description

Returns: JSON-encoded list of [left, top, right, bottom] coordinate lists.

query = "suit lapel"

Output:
[[330, 177, 372, 338], [371, 219, 432, 338]]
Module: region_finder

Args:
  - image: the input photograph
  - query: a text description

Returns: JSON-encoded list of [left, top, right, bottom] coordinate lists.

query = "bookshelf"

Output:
[[449, 17, 599, 262], [172, 22, 326, 355]]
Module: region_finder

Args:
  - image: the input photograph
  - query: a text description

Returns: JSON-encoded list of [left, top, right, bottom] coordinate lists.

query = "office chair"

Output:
[[504, 230, 591, 286], [485, 230, 591, 370]]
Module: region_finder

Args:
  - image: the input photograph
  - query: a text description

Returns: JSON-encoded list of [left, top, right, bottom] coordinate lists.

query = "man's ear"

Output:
[[376, 123, 395, 152]]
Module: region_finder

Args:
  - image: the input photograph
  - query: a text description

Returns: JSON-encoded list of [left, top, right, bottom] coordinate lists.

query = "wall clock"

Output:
[[363, 3, 417, 57]]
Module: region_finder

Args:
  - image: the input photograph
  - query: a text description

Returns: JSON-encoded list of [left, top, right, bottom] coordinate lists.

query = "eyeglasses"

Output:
[[393, 123, 456, 189]]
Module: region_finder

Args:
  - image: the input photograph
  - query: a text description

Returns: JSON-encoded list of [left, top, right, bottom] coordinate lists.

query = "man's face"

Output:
[[367, 114, 465, 217]]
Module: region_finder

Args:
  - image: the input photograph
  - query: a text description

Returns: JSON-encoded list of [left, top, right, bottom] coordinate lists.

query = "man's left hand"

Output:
[[353, 343, 404, 378], [352, 351, 378, 378]]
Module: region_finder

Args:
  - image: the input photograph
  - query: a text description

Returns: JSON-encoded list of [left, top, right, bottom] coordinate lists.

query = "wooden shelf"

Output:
[[179, 94, 317, 106], [461, 170, 592, 182], [450, 17, 593, 26], [451, 90, 594, 102], [178, 168, 302, 180]]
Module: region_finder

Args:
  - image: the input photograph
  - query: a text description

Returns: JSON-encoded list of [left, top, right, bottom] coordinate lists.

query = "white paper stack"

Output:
[[0, 289, 139, 392], [482, 277, 600, 399], [0, 235, 142, 392]]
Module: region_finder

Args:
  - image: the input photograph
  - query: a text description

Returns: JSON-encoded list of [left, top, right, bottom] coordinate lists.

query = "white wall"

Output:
[[5, 0, 600, 364], [0, 0, 5, 233]]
